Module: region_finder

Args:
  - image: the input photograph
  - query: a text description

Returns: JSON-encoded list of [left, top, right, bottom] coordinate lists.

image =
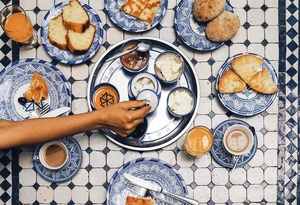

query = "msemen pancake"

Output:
[[120, 0, 162, 24]]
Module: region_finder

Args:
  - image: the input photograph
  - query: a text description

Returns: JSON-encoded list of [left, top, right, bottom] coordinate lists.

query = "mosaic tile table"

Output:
[[0, 0, 299, 204]]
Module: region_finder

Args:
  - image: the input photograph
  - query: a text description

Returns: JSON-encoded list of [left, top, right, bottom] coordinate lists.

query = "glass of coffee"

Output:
[[184, 126, 214, 158], [33, 141, 69, 170], [223, 124, 254, 156]]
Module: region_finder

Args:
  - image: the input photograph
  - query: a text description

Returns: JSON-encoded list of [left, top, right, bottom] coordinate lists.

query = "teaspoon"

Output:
[[106, 41, 151, 62]]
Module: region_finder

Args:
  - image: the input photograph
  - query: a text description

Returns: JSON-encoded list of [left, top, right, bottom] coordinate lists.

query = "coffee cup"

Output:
[[33, 141, 69, 170], [223, 124, 254, 156], [184, 126, 214, 158]]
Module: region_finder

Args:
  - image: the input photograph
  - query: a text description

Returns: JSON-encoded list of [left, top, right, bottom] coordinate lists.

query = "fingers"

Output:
[[122, 100, 148, 110]]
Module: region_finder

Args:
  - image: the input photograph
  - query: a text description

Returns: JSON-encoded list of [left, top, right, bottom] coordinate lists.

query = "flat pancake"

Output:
[[120, 0, 162, 24], [248, 68, 279, 94], [218, 69, 247, 93]]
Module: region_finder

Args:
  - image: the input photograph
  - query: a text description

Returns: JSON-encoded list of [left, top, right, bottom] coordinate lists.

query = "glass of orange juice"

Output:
[[184, 126, 214, 158], [0, 5, 38, 50]]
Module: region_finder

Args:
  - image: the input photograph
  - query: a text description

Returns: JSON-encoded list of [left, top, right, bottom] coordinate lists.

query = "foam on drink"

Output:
[[225, 129, 249, 153]]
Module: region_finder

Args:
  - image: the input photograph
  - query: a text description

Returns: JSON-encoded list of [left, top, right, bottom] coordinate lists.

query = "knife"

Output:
[[124, 173, 199, 205], [41, 107, 70, 118]]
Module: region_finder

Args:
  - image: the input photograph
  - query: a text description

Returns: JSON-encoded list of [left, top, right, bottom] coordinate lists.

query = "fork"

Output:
[[126, 182, 174, 205], [26, 103, 50, 119]]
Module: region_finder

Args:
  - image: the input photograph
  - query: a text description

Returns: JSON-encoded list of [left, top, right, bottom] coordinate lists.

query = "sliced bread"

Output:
[[48, 14, 68, 50], [62, 0, 89, 33], [66, 24, 96, 53], [218, 69, 247, 93], [231, 54, 264, 83], [248, 68, 279, 94]]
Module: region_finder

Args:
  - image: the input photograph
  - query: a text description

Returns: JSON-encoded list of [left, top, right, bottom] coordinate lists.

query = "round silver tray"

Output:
[[87, 37, 200, 151]]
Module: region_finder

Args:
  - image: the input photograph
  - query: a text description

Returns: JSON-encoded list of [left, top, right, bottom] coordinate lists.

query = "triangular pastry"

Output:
[[248, 68, 279, 94], [218, 69, 247, 93], [24, 72, 49, 104], [126, 195, 154, 205], [231, 54, 264, 83]]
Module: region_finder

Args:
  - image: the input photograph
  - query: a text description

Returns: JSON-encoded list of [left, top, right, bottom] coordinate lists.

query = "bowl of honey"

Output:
[[91, 83, 119, 110]]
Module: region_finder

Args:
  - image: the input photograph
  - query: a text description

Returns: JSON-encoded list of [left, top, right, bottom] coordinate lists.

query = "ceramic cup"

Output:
[[223, 124, 254, 156], [33, 141, 69, 170]]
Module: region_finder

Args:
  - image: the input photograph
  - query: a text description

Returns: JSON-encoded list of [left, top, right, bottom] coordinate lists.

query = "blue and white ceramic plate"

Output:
[[0, 58, 71, 121], [174, 0, 233, 51], [211, 119, 258, 169], [33, 137, 82, 183], [106, 158, 188, 205], [216, 53, 278, 116], [41, 1, 103, 64], [104, 0, 168, 32]]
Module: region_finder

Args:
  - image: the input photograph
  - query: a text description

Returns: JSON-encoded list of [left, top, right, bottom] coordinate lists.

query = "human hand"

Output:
[[97, 100, 150, 136]]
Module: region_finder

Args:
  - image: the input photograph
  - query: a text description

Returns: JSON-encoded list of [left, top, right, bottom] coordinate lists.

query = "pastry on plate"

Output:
[[120, 0, 162, 24], [205, 11, 240, 42], [62, 0, 90, 33], [24, 72, 49, 104], [218, 69, 247, 93], [231, 54, 264, 83], [248, 68, 279, 94], [193, 0, 226, 22], [48, 14, 68, 50], [126, 195, 154, 205]]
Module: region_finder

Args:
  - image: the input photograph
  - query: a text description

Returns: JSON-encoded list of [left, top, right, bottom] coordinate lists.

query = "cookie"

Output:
[[205, 11, 240, 42], [193, 0, 226, 22], [231, 54, 264, 83], [248, 68, 279, 94], [218, 69, 247, 93]]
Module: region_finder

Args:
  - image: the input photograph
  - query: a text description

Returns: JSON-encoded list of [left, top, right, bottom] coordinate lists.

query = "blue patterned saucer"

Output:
[[210, 119, 258, 169], [0, 58, 71, 121], [106, 157, 188, 205], [41, 1, 103, 64], [104, 0, 168, 32], [33, 137, 82, 183], [174, 0, 233, 51], [216, 53, 278, 116]]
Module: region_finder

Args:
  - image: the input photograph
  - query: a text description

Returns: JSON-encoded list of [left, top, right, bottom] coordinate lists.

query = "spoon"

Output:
[[231, 155, 241, 172], [106, 41, 151, 62]]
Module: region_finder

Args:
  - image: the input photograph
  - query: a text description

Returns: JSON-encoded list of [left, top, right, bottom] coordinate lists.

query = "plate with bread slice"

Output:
[[175, 0, 239, 51], [216, 53, 279, 116], [104, 0, 168, 32], [0, 58, 71, 121], [41, 0, 103, 64], [106, 157, 188, 205]]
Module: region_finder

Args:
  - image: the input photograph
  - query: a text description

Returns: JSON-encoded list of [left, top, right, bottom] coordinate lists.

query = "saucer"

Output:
[[210, 119, 258, 169], [33, 137, 82, 183]]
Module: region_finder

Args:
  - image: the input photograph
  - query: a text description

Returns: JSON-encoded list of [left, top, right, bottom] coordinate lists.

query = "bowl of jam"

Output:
[[120, 40, 149, 73]]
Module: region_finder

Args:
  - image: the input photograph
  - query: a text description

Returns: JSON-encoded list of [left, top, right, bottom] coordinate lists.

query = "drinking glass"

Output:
[[0, 5, 38, 50]]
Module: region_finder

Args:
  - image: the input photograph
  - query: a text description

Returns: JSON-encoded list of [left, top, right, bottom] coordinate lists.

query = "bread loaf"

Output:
[[193, 0, 226, 22], [24, 72, 49, 104], [66, 24, 96, 53], [62, 0, 89, 33], [48, 15, 68, 50], [205, 11, 240, 42], [218, 69, 247, 93]]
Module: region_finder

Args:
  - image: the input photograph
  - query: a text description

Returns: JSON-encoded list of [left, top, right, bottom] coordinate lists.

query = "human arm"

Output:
[[0, 100, 150, 149]]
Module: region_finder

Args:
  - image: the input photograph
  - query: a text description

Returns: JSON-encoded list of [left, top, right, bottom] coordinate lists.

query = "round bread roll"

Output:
[[205, 11, 240, 42], [193, 0, 226, 22]]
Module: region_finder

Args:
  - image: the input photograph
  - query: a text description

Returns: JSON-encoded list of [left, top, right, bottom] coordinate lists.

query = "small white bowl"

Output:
[[154, 51, 184, 84], [167, 87, 196, 117], [136, 89, 159, 114], [128, 72, 161, 100]]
